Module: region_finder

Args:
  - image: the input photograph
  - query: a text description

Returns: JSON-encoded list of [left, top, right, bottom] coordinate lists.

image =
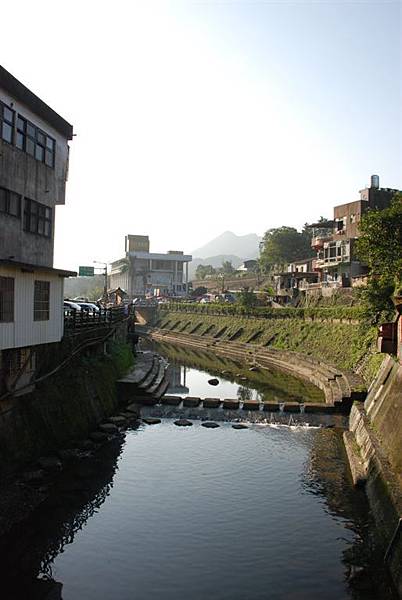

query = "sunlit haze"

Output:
[[1, 0, 401, 270]]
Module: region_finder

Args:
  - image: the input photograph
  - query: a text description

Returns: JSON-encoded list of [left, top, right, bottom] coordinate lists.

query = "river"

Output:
[[0, 343, 397, 600]]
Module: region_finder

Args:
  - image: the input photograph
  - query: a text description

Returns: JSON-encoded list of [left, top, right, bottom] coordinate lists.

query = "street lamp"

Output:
[[93, 261, 108, 303]]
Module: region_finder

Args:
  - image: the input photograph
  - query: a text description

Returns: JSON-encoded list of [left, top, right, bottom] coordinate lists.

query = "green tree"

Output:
[[356, 194, 402, 319], [220, 260, 235, 274], [259, 226, 314, 272], [236, 290, 257, 309], [195, 264, 216, 280]]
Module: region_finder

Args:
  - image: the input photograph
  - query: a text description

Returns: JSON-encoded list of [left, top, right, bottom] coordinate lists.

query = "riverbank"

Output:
[[155, 306, 381, 381]]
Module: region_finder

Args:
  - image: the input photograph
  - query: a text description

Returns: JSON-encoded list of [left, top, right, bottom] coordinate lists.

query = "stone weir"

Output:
[[141, 327, 366, 413]]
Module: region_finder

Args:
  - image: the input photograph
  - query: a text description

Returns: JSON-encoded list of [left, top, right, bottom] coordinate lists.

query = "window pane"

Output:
[[17, 116, 25, 131], [16, 132, 25, 149], [45, 207, 52, 219], [44, 221, 51, 237], [35, 145, 44, 162], [27, 122, 36, 138], [45, 149, 54, 167], [0, 276, 15, 322], [9, 193, 20, 217], [30, 214, 38, 233], [46, 137, 54, 150], [38, 219, 45, 234], [3, 107, 14, 123], [2, 122, 13, 143], [26, 138, 35, 156], [37, 131, 46, 145]]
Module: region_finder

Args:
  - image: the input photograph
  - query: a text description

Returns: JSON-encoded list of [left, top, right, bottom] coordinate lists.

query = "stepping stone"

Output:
[[38, 456, 62, 472], [223, 399, 240, 410], [126, 404, 140, 415], [90, 431, 108, 442], [201, 422, 220, 428], [203, 398, 221, 409], [108, 416, 127, 426], [242, 401, 260, 411], [99, 423, 119, 434], [208, 378, 219, 386], [249, 366, 258, 372], [183, 397, 200, 407], [142, 417, 161, 425], [174, 419, 193, 427], [161, 396, 182, 406], [232, 424, 248, 430]]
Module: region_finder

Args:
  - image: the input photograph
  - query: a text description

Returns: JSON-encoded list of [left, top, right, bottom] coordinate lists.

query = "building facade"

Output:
[[109, 235, 192, 298], [310, 175, 399, 287], [0, 66, 74, 394]]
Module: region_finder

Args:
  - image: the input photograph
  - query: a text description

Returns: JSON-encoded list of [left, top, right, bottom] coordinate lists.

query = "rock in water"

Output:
[[174, 419, 193, 427], [208, 378, 219, 386], [201, 422, 220, 428], [143, 417, 161, 425], [232, 424, 248, 430]]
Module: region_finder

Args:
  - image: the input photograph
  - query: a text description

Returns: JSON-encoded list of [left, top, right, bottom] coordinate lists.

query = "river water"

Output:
[[0, 346, 397, 600]]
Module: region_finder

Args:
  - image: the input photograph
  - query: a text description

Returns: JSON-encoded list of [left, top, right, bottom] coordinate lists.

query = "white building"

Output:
[[0, 65, 74, 394], [109, 235, 192, 298]]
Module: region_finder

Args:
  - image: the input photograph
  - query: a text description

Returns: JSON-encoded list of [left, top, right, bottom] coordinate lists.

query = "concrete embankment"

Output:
[[145, 327, 366, 413], [344, 356, 402, 596]]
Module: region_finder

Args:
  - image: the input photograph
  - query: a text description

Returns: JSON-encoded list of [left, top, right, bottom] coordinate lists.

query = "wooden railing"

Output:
[[64, 306, 126, 331]]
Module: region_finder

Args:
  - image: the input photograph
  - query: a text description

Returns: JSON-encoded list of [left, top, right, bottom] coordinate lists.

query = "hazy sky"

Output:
[[1, 0, 401, 270]]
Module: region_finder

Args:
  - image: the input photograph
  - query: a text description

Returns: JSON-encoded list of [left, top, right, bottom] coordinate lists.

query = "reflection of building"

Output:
[[166, 364, 189, 395], [309, 175, 399, 288], [109, 235, 192, 298], [0, 65, 74, 394]]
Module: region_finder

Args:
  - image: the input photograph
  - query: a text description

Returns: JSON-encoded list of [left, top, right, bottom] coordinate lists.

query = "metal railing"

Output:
[[64, 306, 126, 331]]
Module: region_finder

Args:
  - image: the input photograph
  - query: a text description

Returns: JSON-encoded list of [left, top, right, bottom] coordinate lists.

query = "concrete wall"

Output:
[[0, 86, 70, 267]]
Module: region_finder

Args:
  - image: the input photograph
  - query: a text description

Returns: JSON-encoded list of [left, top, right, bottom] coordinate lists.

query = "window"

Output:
[[34, 280, 50, 321], [336, 219, 344, 231], [0, 277, 14, 322], [0, 187, 21, 218], [0, 102, 15, 143], [15, 114, 55, 168], [24, 199, 52, 237]]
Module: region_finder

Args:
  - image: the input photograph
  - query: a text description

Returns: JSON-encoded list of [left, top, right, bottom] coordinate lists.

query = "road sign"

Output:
[[78, 266, 95, 277]]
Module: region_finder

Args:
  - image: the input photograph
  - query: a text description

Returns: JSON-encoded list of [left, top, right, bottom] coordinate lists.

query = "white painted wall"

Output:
[[0, 264, 64, 350]]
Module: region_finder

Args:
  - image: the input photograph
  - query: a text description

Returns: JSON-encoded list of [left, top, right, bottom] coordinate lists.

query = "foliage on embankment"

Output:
[[157, 306, 378, 375], [0, 341, 134, 472]]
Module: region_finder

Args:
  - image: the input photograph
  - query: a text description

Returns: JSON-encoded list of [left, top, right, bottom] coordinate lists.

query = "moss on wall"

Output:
[[157, 309, 377, 374], [0, 342, 134, 473]]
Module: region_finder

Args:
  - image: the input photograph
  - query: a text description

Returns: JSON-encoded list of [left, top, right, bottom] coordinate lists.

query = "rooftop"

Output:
[[0, 65, 73, 139]]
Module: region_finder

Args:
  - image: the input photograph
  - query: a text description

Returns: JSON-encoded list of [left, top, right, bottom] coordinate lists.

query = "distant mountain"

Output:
[[191, 231, 261, 261], [188, 254, 243, 280]]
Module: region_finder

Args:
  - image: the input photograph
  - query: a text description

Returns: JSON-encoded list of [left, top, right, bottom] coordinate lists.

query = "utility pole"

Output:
[[93, 261, 108, 303]]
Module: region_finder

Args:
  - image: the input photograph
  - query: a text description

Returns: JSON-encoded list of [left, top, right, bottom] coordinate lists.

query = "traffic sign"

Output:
[[78, 266, 95, 277]]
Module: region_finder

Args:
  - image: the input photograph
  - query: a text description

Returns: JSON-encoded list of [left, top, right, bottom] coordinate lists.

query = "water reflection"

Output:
[[145, 340, 324, 403], [0, 427, 397, 598], [0, 437, 126, 599]]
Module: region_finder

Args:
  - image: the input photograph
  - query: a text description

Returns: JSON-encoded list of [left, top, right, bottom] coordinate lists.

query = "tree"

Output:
[[259, 226, 314, 272], [220, 260, 234, 275], [195, 264, 216, 280], [236, 290, 257, 309], [356, 194, 402, 288], [356, 194, 402, 319]]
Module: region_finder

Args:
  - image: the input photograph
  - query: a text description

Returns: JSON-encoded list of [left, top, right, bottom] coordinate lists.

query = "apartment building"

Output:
[[0, 65, 74, 394], [109, 235, 192, 297], [310, 175, 399, 287]]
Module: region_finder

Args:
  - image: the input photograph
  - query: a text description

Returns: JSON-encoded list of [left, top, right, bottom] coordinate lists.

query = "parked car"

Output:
[[64, 300, 82, 312], [76, 302, 100, 312]]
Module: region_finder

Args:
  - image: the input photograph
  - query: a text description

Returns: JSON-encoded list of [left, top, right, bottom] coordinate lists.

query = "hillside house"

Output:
[[309, 175, 399, 288]]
